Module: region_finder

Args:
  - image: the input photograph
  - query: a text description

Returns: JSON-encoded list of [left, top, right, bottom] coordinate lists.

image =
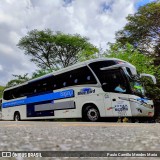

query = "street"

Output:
[[0, 121, 160, 159]]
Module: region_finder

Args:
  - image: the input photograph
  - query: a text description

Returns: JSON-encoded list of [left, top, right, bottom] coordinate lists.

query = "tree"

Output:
[[31, 69, 52, 79], [5, 69, 52, 88], [106, 43, 156, 74], [116, 1, 160, 57], [6, 74, 30, 88], [18, 29, 98, 70], [105, 42, 160, 100], [0, 86, 4, 98]]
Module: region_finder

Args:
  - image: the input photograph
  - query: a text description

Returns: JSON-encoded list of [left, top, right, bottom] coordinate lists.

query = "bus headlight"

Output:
[[143, 103, 153, 109]]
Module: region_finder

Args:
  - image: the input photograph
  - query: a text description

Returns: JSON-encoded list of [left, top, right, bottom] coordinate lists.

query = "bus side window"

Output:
[[101, 69, 127, 93], [54, 75, 63, 89], [53, 67, 97, 89], [70, 67, 97, 85], [4, 89, 16, 100], [25, 75, 55, 96], [3, 90, 10, 100]]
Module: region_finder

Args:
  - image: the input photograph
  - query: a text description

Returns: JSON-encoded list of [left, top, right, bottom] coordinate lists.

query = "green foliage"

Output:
[[106, 42, 160, 100], [106, 43, 156, 74], [116, 1, 160, 57], [143, 78, 160, 100], [0, 86, 4, 98], [53, 32, 98, 63], [18, 29, 98, 70], [31, 69, 52, 79], [6, 74, 30, 88], [5, 69, 52, 88]]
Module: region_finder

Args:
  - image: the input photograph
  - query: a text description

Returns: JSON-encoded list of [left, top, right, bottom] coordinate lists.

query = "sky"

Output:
[[0, 0, 156, 86]]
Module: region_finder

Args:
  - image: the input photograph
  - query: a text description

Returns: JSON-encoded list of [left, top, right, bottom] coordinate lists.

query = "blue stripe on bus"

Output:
[[2, 89, 74, 108]]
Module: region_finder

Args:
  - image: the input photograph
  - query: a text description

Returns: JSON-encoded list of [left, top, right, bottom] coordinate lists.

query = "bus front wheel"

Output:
[[14, 112, 21, 121], [84, 106, 100, 122]]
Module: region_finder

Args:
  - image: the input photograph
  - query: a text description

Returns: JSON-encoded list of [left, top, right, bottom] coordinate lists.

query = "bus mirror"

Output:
[[140, 73, 157, 84]]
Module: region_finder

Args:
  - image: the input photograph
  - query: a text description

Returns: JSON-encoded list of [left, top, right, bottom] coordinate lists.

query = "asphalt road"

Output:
[[0, 121, 160, 160]]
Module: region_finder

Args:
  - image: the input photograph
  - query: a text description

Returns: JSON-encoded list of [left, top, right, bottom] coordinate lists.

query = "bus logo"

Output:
[[78, 88, 95, 95]]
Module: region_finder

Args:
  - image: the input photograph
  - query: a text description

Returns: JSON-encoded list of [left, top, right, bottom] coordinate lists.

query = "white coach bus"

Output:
[[0, 99, 2, 119], [1, 58, 156, 121]]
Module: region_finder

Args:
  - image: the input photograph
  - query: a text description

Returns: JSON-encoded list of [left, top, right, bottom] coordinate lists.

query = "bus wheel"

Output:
[[14, 112, 21, 121], [84, 106, 100, 122]]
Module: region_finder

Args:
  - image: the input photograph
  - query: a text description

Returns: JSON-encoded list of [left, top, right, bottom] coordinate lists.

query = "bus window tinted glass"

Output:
[[53, 66, 97, 90], [101, 69, 128, 93], [68, 66, 97, 86], [3, 75, 55, 100], [3, 67, 97, 100], [89, 61, 129, 93]]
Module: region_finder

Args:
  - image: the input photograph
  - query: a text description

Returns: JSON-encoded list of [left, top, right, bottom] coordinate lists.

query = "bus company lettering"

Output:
[[60, 90, 74, 98], [115, 104, 128, 111], [78, 88, 95, 95]]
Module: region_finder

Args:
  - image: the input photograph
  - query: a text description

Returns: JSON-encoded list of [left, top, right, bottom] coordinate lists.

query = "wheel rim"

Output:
[[87, 108, 99, 121], [15, 114, 20, 121]]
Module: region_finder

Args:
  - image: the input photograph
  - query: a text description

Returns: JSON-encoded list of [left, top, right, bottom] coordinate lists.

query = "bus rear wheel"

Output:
[[14, 112, 21, 121], [84, 106, 100, 122]]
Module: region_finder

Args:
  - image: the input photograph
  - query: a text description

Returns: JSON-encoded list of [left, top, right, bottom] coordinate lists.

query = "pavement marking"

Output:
[[0, 122, 156, 128], [61, 123, 143, 127], [6, 125, 33, 127], [0, 124, 34, 127]]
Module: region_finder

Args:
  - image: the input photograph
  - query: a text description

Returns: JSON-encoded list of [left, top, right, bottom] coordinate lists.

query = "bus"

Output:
[[1, 58, 156, 121], [0, 99, 2, 119]]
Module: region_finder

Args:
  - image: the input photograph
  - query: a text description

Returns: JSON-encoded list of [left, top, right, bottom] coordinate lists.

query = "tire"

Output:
[[84, 106, 100, 122], [14, 112, 21, 121]]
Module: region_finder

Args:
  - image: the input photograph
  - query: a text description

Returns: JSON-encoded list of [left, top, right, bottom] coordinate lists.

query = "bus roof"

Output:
[[4, 58, 134, 91], [29, 58, 129, 78]]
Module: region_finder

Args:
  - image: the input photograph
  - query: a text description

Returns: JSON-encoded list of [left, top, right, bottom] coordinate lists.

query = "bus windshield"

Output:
[[123, 67, 145, 97], [129, 79, 145, 97]]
